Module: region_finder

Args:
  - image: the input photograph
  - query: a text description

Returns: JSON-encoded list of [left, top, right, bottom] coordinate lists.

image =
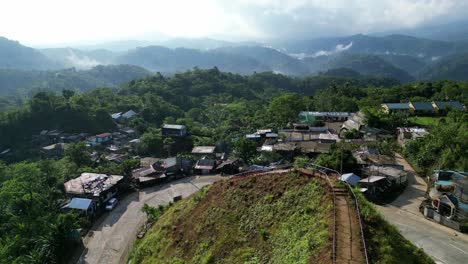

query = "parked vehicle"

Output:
[[105, 198, 119, 211]]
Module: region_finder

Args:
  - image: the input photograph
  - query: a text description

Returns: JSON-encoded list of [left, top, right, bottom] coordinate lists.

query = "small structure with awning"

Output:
[[63, 197, 96, 215], [340, 173, 361, 186]]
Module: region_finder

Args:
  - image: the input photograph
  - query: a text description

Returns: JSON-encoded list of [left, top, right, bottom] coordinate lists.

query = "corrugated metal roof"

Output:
[[122, 110, 137, 118], [192, 146, 216, 154], [359, 176, 386, 183], [411, 102, 434, 111], [384, 103, 409, 109], [68, 198, 92, 210], [341, 173, 361, 186], [434, 101, 464, 110], [299, 111, 351, 117], [163, 124, 186, 130]]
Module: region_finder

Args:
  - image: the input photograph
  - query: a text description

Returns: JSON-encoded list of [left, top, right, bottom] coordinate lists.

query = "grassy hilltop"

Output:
[[130, 171, 435, 264]]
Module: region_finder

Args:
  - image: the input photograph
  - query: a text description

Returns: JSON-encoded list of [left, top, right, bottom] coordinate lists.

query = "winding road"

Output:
[[77, 175, 224, 264], [376, 154, 468, 264]]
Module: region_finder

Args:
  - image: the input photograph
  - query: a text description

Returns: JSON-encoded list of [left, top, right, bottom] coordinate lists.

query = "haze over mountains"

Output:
[[1, 20, 468, 88]]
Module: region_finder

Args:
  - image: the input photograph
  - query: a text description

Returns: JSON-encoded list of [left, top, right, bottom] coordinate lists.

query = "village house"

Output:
[[132, 157, 191, 186], [298, 111, 351, 123], [60, 133, 89, 143], [296, 141, 332, 154], [194, 158, 217, 175], [132, 165, 165, 186], [364, 165, 408, 187], [352, 147, 398, 168], [87, 132, 112, 146], [381, 103, 410, 114], [425, 170, 468, 231], [33, 129, 63, 146], [62, 197, 97, 216], [409, 101, 435, 115], [192, 146, 216, 158], [42, 143, 68, 159], [431, 101, 465, 113], [111, 110, 137, 123], [64, 173, 124, 207], [245, 129, 277, 142], [105, 153, 126, 163], [397, 127, 429, 146], [162, 124, 187, 137], [340, 111, 365, 136], [358, 176, 389, 200], [340, 173, 361, 186], [216, 159, 241, 175]]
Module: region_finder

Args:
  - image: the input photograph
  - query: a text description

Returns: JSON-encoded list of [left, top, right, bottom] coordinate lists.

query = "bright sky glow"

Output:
[[0, 0, 466, 46]]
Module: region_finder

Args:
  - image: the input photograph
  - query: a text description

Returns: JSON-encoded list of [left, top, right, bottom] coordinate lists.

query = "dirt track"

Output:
[[334, 186, 365, 264]]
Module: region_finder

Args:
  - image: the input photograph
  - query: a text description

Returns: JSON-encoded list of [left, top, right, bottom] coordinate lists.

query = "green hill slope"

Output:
[[129, 170, 435, 264], [130, 172, 333, 264]]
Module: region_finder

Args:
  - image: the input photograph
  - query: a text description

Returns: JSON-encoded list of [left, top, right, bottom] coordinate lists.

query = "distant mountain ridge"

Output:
[[276, 34, 462, 58], [1, 32, 468, 83], [0, 37, 59, 70]]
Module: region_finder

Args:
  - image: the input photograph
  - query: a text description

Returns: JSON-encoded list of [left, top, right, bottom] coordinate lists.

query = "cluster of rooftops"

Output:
[[381, 101, 465, 113]]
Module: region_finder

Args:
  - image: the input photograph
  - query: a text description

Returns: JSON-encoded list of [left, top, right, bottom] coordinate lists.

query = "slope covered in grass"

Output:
[[129, 172, 333, 264]]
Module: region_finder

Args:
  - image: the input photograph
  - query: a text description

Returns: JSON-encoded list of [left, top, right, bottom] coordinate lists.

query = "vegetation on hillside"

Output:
[[404, 112, 468, 174], [0, 65, 151, 98], [0, 67, 465, 263], [129, 172, 333, 264]]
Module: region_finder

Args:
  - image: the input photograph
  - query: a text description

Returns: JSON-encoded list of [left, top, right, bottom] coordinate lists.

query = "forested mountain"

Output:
[[377, 54, 427, 75], [0, 37, 58, 70], [114, 46, 269, 75], [213, 46, 310, 75], [0, 64, 151, 96], [277, 34, 462, 57], [303, 53, 414, 83], [419, 52, 468, 81]]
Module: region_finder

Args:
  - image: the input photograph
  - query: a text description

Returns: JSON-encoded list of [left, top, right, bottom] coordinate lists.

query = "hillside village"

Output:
[[0, 69, 466, 264], [3, 1, 468, 263], [8, 97, 464, 237]]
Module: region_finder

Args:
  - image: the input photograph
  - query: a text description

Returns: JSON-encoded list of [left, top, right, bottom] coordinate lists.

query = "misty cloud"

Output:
[[65, 49, 102, 70], [291, 42, 353, 59], [314, 42, 353, 57]]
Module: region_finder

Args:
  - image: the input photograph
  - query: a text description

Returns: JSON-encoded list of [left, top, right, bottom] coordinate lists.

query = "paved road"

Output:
[[77, 175, 224, 264], [376, 154, 468, 264]]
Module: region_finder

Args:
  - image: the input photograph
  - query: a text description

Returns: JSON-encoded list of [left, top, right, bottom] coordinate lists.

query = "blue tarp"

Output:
[[435, 180, 454, 186], [67, 198, 92, 210], [340, 173, 361, 186]]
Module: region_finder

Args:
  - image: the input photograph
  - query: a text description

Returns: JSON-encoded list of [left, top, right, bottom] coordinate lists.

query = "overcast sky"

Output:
[[1, 0, 467, 46]]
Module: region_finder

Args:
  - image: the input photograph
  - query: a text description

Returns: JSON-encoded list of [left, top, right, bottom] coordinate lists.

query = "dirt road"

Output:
[[335, 187, 365, 264], [376, 154, 468, 264], [77, 175, 224, 264]]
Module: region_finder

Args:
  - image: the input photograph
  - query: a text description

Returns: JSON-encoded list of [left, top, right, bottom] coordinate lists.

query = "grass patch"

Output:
[[129, 173, 333, 264], [354, 189, 435, 264], [408, 116, 441, 127]]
